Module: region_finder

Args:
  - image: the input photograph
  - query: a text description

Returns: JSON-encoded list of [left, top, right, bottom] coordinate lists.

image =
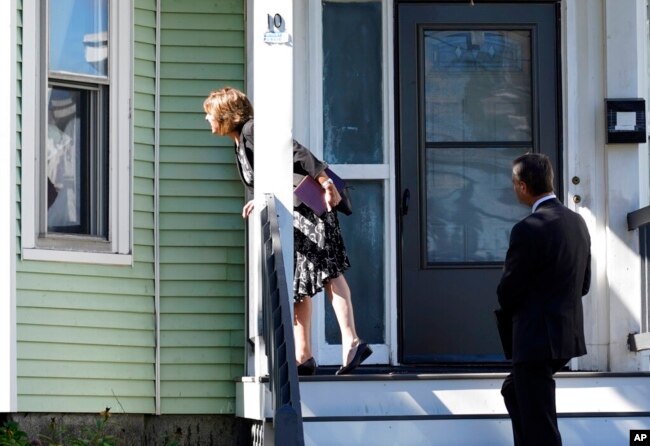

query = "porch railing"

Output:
[[260, 193, 304, 445], [628, 205, 650, 351], [627, 206, 650, 352]]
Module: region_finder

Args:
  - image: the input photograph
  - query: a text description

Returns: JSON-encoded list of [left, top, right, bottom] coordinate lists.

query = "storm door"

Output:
[[397, 3, 560, 363]]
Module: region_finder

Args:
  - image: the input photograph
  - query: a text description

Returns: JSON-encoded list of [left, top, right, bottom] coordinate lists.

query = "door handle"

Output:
[[402, 189, 410, 216]]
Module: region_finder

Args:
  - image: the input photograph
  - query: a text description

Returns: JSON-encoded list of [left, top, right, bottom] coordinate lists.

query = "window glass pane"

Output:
[[322, 1, 383, 164], [47, 86, 108, 237], [49, 0, 109, 77], [424, 30, 531, 143], [326, 181, 385, 344], [425, 147, 528, 263]]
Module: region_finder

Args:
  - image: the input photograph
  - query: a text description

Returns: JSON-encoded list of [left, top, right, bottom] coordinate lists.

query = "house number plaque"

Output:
[[264, 13, 291, 44]]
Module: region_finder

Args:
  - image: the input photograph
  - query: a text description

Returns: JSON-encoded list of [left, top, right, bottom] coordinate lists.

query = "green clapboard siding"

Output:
[[14, 0, 158, 414], [158, 0, 246, 414], [14, 0, 245, 415]]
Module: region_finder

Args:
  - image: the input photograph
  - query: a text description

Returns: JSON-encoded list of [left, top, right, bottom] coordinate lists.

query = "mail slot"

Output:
[[605, 98, 647, 144]]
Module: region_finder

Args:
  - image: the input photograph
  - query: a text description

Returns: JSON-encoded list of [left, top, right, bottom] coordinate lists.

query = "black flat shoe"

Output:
[[335, 342, 373, 375], [297, 357, 317, 376]]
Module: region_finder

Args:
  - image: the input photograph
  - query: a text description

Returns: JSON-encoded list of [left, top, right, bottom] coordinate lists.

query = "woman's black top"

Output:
[[235, 119, 328, 196]]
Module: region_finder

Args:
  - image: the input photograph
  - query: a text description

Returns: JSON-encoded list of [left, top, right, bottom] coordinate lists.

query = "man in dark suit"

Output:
[[497, 153, 591, 446]]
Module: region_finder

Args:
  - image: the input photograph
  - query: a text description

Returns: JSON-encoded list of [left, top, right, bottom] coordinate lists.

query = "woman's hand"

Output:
[[324, 183, 341, 212], [242, 200, 255, 219]]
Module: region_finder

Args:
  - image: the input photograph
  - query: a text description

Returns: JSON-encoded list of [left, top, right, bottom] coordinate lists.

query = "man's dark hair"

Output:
[[512, 153, 554, 196]]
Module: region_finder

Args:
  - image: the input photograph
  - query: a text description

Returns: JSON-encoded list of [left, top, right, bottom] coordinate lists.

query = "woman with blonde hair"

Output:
[[203, 86, 372, 375]]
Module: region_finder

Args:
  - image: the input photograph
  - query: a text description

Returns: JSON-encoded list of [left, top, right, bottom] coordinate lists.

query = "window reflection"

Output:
[[47, 0, 110, 239], [49, 0, 109, 77], [47, 86, 107, 237], [322, 1, 383, 164], [426, 147, 528, 263], [424, 30, 532, 143], [422, 30, 533, 263], [47, 87, 86, 233]]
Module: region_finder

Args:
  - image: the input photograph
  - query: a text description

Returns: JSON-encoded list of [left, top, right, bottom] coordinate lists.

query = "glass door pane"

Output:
[[424, 30, 532, 142], [423, 30, 532, 264], [326, 181, 385, 344], [425, 147, 528, 263], [323, 0, 383, 163]]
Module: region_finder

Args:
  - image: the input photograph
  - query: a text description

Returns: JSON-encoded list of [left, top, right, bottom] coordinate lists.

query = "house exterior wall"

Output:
[[563, 0, 649, 372], [157, 0, 246, 414], [5, 0, 650, 422], [602, 0, 649, 371], [16, 0, 155, 412], [13, 0, 247, 415], [563, 0, 609, 372]]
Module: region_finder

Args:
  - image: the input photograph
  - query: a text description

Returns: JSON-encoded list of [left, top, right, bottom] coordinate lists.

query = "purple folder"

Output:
[[293, 168, 346, 217], [294, 174, 328, 216]]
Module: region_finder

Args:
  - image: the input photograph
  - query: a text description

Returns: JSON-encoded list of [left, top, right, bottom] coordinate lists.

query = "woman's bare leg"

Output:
[[294, 297, 313, 364], [325, 274, 360, 365]]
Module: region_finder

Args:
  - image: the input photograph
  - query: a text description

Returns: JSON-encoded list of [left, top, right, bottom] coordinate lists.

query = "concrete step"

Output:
[[298, 372, 650, 417], [303, 416, 650, 446], [299, 372, 650, 445], [238, 372, 650, 445]]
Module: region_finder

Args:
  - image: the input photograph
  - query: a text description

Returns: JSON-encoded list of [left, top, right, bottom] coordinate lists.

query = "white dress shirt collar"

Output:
[[532, 193, 556, 213]]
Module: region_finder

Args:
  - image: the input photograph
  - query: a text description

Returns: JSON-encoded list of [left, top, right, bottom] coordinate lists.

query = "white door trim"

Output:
[[302, 0, 396, 366]]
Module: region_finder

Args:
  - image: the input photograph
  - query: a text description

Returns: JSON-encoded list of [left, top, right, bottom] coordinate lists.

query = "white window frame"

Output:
[[0, 0, 18, 413], [22, 0, 132, 265], [306, 0, 396, 366]]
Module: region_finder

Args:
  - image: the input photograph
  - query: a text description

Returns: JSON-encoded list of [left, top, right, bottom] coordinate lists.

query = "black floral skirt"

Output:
[[293, 204, 350, 301]]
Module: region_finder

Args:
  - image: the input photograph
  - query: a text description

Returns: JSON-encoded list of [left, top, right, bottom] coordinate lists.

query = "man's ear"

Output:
[[517, 179, 528, 195]]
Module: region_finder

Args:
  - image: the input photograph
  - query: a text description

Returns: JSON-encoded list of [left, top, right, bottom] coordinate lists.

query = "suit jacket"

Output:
[[235, 119, 328, 204], [497, 198, 591, 364]]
